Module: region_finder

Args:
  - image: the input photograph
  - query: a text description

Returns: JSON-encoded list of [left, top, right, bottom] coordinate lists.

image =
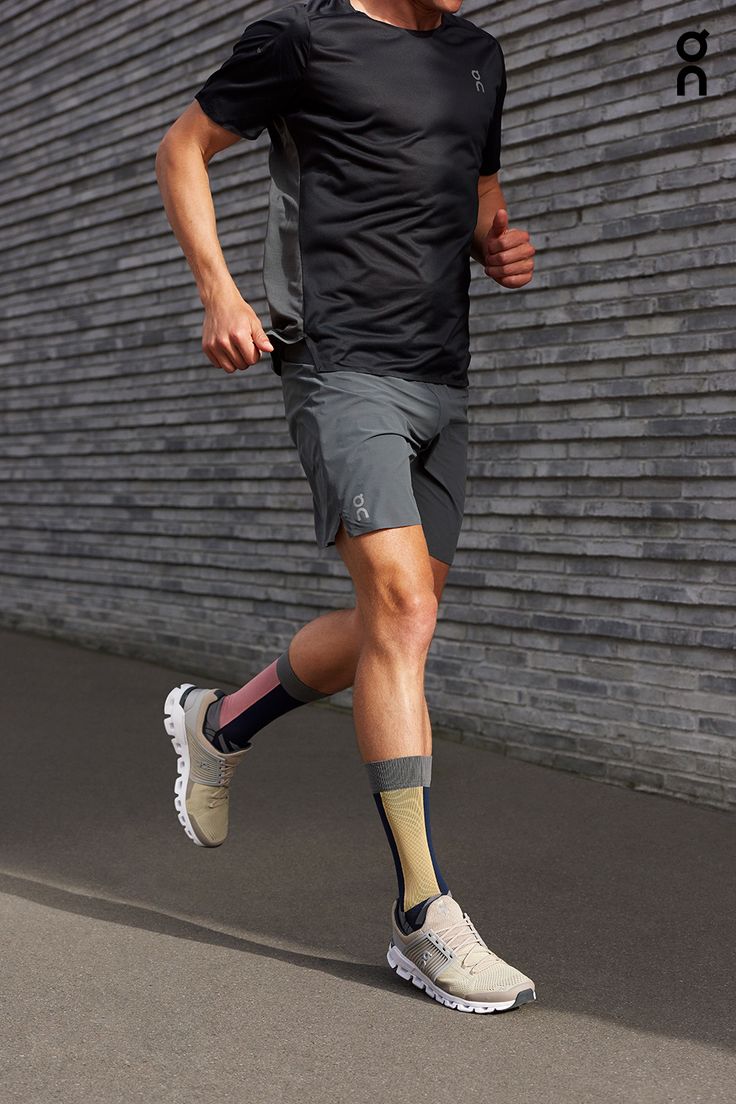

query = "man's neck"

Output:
[[346, 0, 444, 32]]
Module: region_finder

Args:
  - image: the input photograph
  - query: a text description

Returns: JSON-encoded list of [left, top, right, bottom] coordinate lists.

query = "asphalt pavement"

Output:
[[1, 627, 734, 1103]]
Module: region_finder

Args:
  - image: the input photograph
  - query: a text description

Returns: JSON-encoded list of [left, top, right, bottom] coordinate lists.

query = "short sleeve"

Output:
[[194, 3, 311, 141], [479, 42, 507, 175]]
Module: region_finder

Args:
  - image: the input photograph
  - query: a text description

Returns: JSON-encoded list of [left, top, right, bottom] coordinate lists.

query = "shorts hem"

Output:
[[319, 514, 425, 549]]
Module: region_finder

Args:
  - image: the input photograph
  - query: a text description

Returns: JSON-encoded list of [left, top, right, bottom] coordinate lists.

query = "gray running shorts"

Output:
[[278, 346, 469, 565]]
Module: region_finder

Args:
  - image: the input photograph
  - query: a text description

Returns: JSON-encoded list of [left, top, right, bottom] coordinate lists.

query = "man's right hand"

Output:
[[201, 282, 274, 374]]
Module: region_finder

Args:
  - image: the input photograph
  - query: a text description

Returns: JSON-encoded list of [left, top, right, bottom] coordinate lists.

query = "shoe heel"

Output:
[[386, 942, 413, 982], [163, 682, 202, 847]]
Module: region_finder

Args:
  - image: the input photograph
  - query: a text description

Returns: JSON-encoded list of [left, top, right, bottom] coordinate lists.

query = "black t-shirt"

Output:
[[194, 0, 506, 387]]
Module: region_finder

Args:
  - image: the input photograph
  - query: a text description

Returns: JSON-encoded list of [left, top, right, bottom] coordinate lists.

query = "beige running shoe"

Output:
[[163, 682, 251, 847], [387, 893, 536, 1013]]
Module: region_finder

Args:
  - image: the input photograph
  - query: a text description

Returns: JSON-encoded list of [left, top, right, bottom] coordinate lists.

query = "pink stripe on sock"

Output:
[[218, 659, 281, 729]]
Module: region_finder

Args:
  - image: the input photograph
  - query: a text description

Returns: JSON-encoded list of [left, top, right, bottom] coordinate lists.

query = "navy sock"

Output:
[[397, 892, 447, 933], [202, 650, 331, 753]]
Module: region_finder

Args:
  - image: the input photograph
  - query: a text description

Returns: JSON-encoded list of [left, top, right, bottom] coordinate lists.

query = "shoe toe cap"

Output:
[[187, 782, 229, 846], [438, 962, 536, 1005]]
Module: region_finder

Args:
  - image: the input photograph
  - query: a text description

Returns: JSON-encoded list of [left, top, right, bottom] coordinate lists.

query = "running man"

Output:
[[155, 0, 537, 1013]]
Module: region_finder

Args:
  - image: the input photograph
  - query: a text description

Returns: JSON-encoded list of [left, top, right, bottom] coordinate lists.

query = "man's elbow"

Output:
[[155, 133, 168, 167], [154, 133, 177, 188], [155, 104, 209, 171], [156, 119, 192, 165], [154, 112, 209, 189]]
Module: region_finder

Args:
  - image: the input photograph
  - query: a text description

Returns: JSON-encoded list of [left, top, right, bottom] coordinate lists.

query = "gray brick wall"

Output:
[[1, 0, 734, 808]]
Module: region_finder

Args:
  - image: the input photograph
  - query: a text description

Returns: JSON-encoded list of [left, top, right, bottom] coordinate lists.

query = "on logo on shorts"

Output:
[[353, 493, 370, 521]]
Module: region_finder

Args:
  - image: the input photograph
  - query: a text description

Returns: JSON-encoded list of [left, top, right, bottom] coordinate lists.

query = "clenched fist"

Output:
[[202, 281, 274, 374], [483, 209, 535, 289]]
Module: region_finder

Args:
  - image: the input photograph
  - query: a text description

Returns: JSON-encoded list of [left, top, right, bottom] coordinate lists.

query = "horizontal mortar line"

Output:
[[4, 472, 736, 488], [5, 429, 736, 446], [6, 459, 736, 474]]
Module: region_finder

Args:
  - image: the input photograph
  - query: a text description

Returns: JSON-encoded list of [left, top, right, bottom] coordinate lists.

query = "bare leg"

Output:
[[331, 521, 450, 922], [330, 522, 438, 763], [286, 540, 450, 750]]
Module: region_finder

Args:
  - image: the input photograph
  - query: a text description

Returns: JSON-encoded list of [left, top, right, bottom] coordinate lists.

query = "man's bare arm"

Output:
[[155, 101, 274, 373], [470, 171, 536, 289]]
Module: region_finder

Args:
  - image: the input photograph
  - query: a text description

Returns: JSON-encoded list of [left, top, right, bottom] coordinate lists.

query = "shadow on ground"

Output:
[[1, 627, 735, 1057]]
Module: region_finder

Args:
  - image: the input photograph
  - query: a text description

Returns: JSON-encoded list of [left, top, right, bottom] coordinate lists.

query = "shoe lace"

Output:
[[436, 915, 500, 973], [207, 759, 237, 809]]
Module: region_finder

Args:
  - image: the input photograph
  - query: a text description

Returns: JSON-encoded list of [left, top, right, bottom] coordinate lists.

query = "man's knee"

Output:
[[372, 578, 437, 620], [360, 573, 438, 653], [374, 585, 438, 647], [335, 522, 438, 648]]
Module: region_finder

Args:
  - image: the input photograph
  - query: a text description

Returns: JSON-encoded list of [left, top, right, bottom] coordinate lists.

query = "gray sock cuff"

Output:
[[276, 650, 331, 703], [365, 755, 432, 793]]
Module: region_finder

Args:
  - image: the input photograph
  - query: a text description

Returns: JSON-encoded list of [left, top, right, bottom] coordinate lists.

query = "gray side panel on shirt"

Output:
[[263, 116, 305, 345]]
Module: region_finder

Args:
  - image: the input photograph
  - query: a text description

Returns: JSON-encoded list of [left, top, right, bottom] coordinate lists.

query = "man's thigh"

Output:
[[335, 520, 451, 605], [334, 521, 437, 615]]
